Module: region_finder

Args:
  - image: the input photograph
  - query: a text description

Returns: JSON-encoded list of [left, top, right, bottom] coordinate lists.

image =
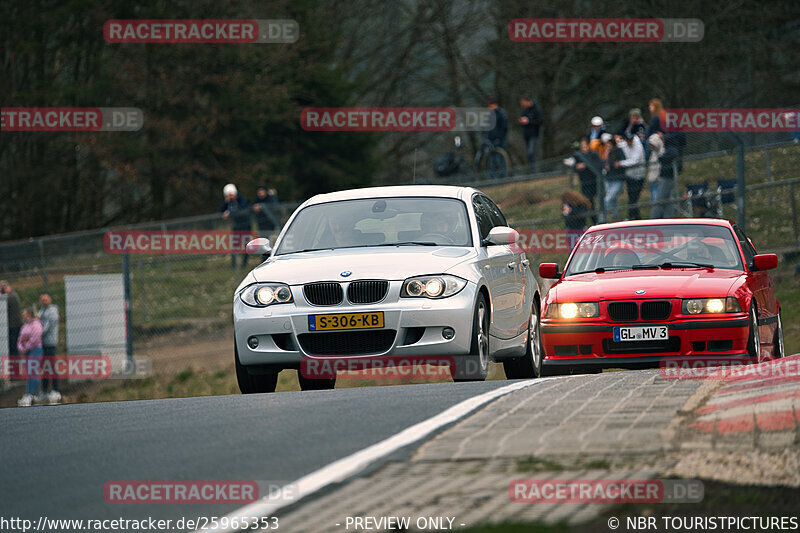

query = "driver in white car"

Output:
[[420, 211, 458, 243]]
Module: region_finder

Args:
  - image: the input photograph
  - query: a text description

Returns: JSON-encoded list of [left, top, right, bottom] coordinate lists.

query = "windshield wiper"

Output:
[[372, 241, 439, 247], [659, 261, 714, 269], [631, 264, 661, 269], [567, 266, 631, 275], [282, 247, 333, 255]]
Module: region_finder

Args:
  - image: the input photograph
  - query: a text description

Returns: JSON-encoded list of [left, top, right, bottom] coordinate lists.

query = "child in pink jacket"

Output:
[[17, 308, 43, 407]]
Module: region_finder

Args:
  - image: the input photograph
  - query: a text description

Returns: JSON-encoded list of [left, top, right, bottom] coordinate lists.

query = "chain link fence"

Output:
[[1, 136, 799, 406], [0, 203, 299, 406]]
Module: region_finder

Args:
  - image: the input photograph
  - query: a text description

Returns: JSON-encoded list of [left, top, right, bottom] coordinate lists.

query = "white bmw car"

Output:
[[233, 185, 542, 392]]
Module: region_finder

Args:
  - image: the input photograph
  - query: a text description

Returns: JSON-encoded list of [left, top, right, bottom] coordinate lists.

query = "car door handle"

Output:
[[521, 259, 530, 267], [507, 262, 517, 269]]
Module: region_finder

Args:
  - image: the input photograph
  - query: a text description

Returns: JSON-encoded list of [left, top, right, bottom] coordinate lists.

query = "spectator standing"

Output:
[[645, 98, 666, 138], [38, 292, 60, 404], [518, 96, 543, 173], [252, 186, 280, 238], [573, 137, 603, 223], [0, 280, 22, 356], [618, 108, 647, 145], [651, 132, 683, 218], [618, 132, 646, 220], [588, 116, 606, 151], [561, 190, 592, 247], [603, 133, 626, 221], [220, 183, 251, 268], [487, 98, 509, 149], [482, 97, 509, 180], [646, 133, 665, 207], [596, 131, 613, 161], [17, 308, 43, 407]]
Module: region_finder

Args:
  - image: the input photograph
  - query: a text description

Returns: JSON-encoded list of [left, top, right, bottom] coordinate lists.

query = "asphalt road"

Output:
[[0, 381, 511, 527]]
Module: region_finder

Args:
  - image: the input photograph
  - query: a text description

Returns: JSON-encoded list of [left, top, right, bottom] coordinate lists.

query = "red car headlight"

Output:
[[544, 302, 599, 319], [682, 297, 741, 314]]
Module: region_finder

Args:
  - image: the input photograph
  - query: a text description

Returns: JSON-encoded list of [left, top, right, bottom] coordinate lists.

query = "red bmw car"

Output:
[[536, 219, 784, 375]]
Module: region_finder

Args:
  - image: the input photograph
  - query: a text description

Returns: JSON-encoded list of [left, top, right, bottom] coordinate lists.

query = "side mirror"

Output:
[[485, 226, 519, 246], [245, 238, 272, 257], [752, 253, 777, 271], [539, 263, 560, 279]]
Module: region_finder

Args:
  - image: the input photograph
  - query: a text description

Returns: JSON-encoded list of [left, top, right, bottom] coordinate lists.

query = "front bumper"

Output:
[[234, 281, 478, 369], [540, 316, 750, 369]]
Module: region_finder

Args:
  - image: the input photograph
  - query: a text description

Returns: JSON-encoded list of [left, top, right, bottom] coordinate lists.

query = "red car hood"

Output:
[[552, 269, 743, 301]]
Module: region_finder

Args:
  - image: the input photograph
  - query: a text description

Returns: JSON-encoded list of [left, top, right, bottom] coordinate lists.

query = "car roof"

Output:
[[585, 218, 735, 232], [302, 185, 480, 206]]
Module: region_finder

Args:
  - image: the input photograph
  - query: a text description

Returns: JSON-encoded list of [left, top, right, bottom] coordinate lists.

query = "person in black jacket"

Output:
[[518, 96, 543, 173], [486, 98, 508, 149], [562, 190, 592, 248], [603, 134, 626, 221], [220, 183, 251, 268], [573, 137, 603, 223], [252, 185, 280, 238]]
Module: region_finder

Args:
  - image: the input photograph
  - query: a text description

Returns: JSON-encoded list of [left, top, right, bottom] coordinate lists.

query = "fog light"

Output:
[[442, 327, 455, 340], [247, 336, 259, 349]]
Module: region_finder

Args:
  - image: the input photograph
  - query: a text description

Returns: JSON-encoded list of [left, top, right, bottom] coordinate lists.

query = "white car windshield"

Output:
[[565, 224, 744, 275], [275, 197, 472, 255]]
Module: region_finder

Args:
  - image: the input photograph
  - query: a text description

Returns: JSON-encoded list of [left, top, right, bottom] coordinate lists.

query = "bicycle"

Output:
[[473, 138, 511, 180]]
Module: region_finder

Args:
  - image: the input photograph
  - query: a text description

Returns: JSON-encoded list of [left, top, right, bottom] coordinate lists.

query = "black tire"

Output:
[[504, 300, 543, 379], [492, 147, 510, 178], [747, 304, 761, 363], [235, 344, 279, 394], [774, 311, 785, 359], [454, 293, 490, 382], [297, 371, 336, 391]]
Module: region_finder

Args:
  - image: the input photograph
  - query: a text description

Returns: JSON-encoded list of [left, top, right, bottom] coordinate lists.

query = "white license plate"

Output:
[[613, 326, 668, 342]]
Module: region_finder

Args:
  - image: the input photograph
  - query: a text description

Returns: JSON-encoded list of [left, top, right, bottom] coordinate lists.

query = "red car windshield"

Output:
[[565, 224, 744, 275]]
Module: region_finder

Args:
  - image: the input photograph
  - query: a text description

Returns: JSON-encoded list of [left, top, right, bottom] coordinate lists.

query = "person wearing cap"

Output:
[[220, 183, 251, 268], [603, 133, 626, 221], [588, 116, 606, 152], [252, 185, 280, 238], [518, 96, 543, 173], [618, 131, 646, 220]]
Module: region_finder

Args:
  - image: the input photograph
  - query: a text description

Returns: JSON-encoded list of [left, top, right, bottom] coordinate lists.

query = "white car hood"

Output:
[[252, 246, 476, 284]]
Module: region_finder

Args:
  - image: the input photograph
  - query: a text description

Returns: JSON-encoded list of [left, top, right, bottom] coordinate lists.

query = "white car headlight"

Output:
[[240, 283, 294, 307], [401, 275, 467, 299]]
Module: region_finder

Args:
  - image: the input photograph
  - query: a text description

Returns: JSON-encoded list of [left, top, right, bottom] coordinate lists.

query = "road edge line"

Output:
[[202, 379, 548, 532]]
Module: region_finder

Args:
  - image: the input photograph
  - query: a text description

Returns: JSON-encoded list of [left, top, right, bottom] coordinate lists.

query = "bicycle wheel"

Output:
[[488, 148, 510, 179]]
